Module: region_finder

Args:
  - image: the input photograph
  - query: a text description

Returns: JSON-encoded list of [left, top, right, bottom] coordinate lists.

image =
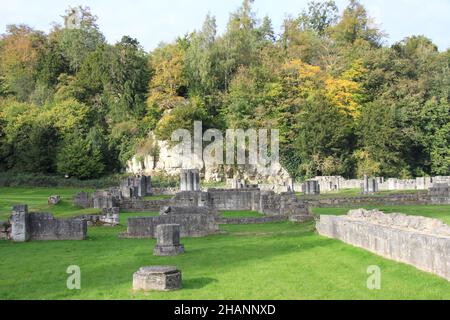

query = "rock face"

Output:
[[153, 224, 185, 256], [317, 209, 450, 281], [133, 266, 182, 292], [125, 135, 292, 187]]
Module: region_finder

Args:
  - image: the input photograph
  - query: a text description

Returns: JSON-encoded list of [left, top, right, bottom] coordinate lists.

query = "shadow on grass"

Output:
[[183, 277, 218, 290]]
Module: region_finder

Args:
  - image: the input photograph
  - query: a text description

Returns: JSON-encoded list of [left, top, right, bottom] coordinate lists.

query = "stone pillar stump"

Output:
[[133, 266, 182, 291], [153, 224, 185, 256]]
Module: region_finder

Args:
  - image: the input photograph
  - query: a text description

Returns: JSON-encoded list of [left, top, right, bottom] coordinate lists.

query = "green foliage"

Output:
[[0, 0, 449, 181], [56, 133, 105, 179]]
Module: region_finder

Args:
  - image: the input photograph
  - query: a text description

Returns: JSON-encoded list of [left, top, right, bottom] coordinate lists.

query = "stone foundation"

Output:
[[317, 209, 450, 282]]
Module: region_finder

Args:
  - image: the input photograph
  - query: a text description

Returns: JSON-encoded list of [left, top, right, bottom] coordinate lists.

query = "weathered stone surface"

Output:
[[10, 205, 29, 242], [133, 266, 182, 292], [160, 206, 215, 216], [154, 224, 185, 256], [289, 215, 314, 223], [361, 175, 379, 195], [317, 209, 450, 282], [429, 183, 450, 204], [217, 216, 288, 225], [79, 208, 120, 226], [9, 205, 87, 242], [48, 195, 61, 205], [301, 181, 320, 195], [73, 192, 93, 209], [180, 169, 200, 192], [122, 214, 218, 239]]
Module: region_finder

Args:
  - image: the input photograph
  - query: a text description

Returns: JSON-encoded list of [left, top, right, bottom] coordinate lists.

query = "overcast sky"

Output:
[[1, 0, 449, 51]]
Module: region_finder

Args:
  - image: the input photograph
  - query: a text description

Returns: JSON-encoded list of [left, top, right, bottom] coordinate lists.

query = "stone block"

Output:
[[10, 205, 29, 242], [48, 195, 61, 205], [154, 224, 185, 256], [133, 266, 182, 291], [289, 215, 314, 223]]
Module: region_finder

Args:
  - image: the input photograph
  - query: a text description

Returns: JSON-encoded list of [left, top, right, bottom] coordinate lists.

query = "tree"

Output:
[[332, 0, 384, 47], [0, 25, 46, 101], [56, 6, 105, 72], [57, 132, 105, 179], [298, 0, 339, 35], [147, 42, 187, 111], [431, 123, 450, 175]]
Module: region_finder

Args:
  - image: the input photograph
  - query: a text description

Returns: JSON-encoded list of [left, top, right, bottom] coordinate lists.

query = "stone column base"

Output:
[[154, 245, 185, 256]]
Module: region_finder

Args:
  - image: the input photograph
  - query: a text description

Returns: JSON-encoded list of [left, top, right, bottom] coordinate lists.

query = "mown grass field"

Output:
[[1, 187, 450, 300]]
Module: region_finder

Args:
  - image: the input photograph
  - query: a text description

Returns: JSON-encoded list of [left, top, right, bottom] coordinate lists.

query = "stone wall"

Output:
[[28, 213, 87, 241], [73, 192, 93, 209], [207, 189, 260, 211], [8, 205, 87, 242], [301, 175, 450, 193], [217, 216, 288, 225], [119, 198, 170, 212], [259, 192, 310, 216], [304, 192, 430, 208], [121, 214, 219, 238], [429, 184, 450, 204], [317, 209, 450, 282]]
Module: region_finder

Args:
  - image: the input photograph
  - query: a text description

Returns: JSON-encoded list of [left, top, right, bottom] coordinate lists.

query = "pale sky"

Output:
[[1, 0, 449, 51]]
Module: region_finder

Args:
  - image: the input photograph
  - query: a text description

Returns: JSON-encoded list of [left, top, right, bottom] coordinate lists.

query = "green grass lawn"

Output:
[[2, 187, 450, 300], [0, 187, 97, 220]]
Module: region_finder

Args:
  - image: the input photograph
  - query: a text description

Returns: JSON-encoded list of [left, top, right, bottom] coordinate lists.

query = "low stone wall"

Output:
[[119, 199, 171, 212], [304, 192, 430, 208], [317, 209, 450, 282], [208, 189, 260, 211], [6, 205, 87, 242], [121, 214, 219, 238], [217, 216, 288, 225], [160, 206, 216, 216], [28, 213, 87, 241], [259, 192, 309, 216]]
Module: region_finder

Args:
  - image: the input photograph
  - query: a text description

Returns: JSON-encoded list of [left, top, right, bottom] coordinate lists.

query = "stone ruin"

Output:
[[48, 195, 61, 205], [77, 207, 120, 227], [121, 208, 219, 239], [180, 169, 200, 192], [317, 209, 450, 282], [301, 180, 320, 195], [361, 175, 379, 195], [6, 205, 87, 242], [153, 224, 185, 256], [429, 183, 450, 204], [133, 266, 182, 292], [73, 192, 93, 209], [120, 175, 152, 199], [0, 220, 10, 240]]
